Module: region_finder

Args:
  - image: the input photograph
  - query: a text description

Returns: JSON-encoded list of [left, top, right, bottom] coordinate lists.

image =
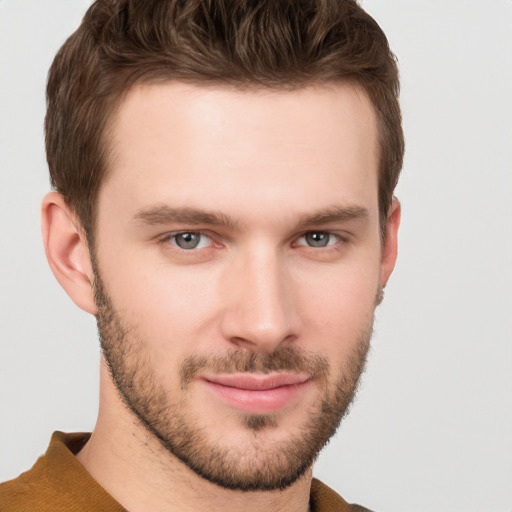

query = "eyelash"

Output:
[[158, 230, 347, 252], [294, 232, 343, 249], [159, 231, 216, 251]]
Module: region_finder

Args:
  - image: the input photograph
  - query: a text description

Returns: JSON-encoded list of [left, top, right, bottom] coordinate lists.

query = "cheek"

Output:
[[294, 256, 380, 352], [98, 231, 381, 367], [102, 258, 222, 348]]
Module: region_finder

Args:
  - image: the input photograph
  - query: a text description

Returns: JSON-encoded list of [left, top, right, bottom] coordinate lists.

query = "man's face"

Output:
[[93, 83, 387, 490]]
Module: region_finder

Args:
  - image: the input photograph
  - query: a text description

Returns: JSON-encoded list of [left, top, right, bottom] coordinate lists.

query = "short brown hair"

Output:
[[46, 0, 404, 245]]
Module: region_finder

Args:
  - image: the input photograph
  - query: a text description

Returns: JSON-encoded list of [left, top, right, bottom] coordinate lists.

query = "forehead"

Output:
[[101, 82, 379, 225]]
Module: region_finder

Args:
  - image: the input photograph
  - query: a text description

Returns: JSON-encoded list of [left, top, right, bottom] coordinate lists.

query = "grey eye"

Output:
[[174, 232, 203, 249], [304, 232, 332, 247]]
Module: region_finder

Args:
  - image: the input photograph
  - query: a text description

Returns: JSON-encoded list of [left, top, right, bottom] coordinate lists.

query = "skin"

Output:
[[41, 82, 400, 512]]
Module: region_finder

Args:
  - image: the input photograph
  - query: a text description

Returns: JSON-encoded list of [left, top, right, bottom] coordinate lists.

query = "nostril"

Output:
[[227, 332, 298, 354], [229, 336, 251, 349]]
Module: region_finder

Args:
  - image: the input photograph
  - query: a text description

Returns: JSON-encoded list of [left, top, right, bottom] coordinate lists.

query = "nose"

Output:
[[219, 246, 300, 353]]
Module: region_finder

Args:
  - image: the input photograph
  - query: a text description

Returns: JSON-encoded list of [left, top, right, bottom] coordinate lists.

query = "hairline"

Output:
[[83, 76, 389, 251]]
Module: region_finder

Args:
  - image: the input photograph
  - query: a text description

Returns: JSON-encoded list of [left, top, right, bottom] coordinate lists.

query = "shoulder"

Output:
[[310, 478, 375, 512], [0, 432, 125, 512], [0, 456, 66, 512]]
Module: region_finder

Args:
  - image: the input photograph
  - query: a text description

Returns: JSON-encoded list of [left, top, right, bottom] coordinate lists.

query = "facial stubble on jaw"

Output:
[[92, 268, 373, 491]]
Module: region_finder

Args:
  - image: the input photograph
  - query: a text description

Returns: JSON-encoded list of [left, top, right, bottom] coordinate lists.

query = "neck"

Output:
[[76, 362, 312, 512]]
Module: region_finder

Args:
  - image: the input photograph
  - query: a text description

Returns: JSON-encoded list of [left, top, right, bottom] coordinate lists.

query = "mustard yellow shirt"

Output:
[[0, 432, 372, 511]]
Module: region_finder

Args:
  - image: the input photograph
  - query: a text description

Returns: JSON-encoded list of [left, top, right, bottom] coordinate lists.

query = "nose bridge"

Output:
[[220, 242, 298, 351]]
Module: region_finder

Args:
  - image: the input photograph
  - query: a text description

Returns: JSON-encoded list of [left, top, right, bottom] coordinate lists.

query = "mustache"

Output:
[[179, 345, 329, 388]]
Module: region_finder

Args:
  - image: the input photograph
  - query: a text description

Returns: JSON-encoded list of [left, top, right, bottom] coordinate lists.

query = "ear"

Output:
[[379, 197, 401, 289], [41, 192, 97, 315]]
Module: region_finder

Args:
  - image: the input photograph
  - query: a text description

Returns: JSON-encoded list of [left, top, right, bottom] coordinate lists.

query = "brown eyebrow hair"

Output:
[[134, 206, 239, 230], [297, 206, 369, 228], [134, 204, 368, 231]]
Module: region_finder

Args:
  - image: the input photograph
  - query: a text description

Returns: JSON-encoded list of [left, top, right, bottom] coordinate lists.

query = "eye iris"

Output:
[[175, 232, 200, 249], [305, 232, 330, 247]]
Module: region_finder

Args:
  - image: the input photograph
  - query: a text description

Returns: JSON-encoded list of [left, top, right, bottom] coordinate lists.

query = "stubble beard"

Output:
[[93, 271, 373, 491]]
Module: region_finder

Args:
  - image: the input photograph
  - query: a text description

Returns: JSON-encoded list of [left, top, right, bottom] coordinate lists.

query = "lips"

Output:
[[199, 373, 312, 414]]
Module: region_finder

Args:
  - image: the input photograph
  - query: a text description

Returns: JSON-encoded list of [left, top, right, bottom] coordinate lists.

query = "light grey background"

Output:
[[1, 1, 511, 511]]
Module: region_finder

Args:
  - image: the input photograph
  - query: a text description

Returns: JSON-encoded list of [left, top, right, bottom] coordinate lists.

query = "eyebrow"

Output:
[[134, 204, 368, 231], [134, 205, 238, 230], [297, 205, 369, 227]]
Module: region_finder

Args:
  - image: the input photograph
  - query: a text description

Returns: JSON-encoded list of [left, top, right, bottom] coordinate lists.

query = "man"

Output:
[[0, 0, 403, 510]]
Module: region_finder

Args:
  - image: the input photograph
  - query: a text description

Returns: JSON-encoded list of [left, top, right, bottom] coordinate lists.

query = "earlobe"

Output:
[[379, 197, 401, 289], [41, 192, 97, 315]]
